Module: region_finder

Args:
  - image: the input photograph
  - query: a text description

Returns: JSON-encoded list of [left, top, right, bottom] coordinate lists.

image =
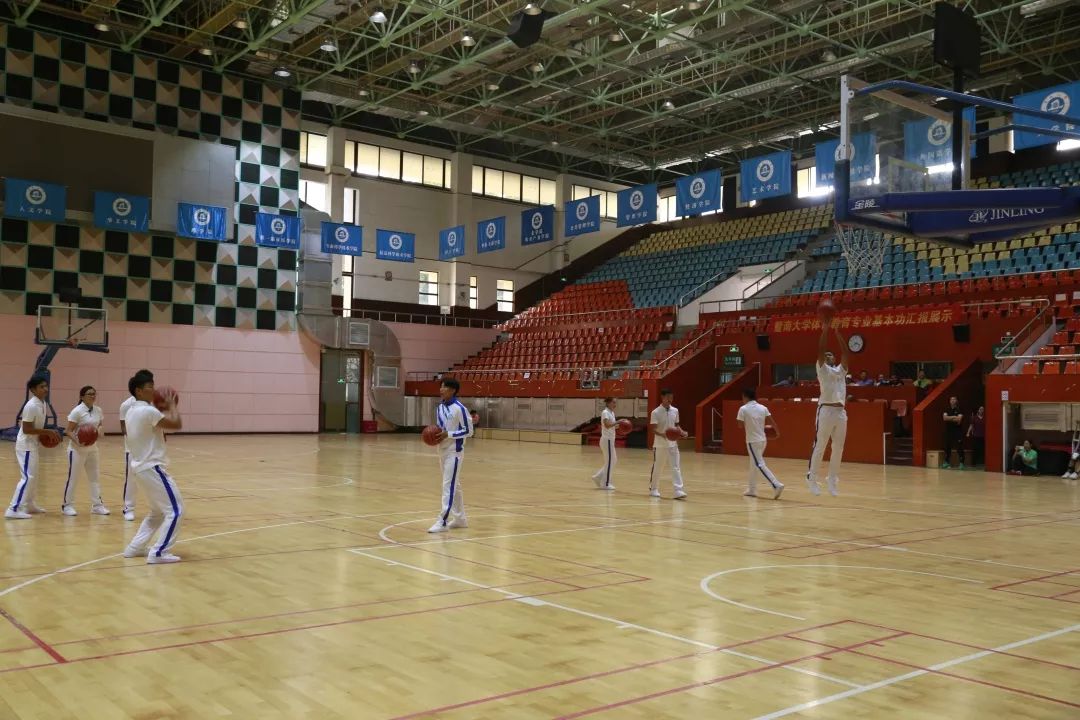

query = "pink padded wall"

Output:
[[0, 315, 320, 433], [384, 322, 500, 382]]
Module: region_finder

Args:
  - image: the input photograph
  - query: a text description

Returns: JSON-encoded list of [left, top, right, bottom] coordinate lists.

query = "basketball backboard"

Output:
[[835, 74, 1080, 248], [36, 305, 109, 350]]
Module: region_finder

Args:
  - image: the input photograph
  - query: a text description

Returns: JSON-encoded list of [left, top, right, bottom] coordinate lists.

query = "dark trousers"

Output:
[[1010, 455, 1038, 475], [970, 437, 985, 467], [944, 430, 963, 465]]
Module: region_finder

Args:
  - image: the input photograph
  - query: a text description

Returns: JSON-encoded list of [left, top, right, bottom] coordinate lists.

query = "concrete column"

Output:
[[450, 152, 475, 308]]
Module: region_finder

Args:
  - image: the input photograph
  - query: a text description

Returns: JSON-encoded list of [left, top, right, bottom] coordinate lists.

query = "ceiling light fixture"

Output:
[[358, 88, 370, 97], [662, 99, 675, 110], [822, 49, 837, 62], [486, 81, 500, 91], [370, 8, 387, 23], [530, 62, 544, 73], [320, 37, 337, 52], [94, 21, 110, 32], [461, 34, 476, 46], [523, 3, 543, 16], [686, 1, 702, 10], [609, 31, 622, 42], [273, 67, 291, 78], [417, 109, 430, 117], [408, 61, 421, 75], [233, 17, 248, 30], [198, 47, 213, 56]]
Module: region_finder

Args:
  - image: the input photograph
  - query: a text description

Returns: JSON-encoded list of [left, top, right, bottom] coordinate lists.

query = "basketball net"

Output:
[[834, 222, 887, 277]]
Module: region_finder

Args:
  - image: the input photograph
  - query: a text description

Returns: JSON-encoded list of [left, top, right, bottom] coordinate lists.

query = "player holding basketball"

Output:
[[122, 371, 185, 564], [62, 385, 108, 516], [6, 374, 58, 520], [591, 397, 618, 491], [428, 378, 473, 533], [737, 388, 784, 499], [648, 389, 687, 500], [118, 370, 152, 521], [808, 318, 849, 497]]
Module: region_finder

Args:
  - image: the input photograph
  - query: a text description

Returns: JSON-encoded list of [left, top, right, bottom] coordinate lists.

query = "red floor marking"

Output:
[[388, 621, 862, 720], [553, 632, 906, 720], [0, 607, 66, 664], [1050, 587, 1080, 599], [991, 569, 1080, 591]]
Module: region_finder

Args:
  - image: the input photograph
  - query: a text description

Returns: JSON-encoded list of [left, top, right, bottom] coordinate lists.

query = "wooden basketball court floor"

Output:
[[0, 434, 1077, 719]]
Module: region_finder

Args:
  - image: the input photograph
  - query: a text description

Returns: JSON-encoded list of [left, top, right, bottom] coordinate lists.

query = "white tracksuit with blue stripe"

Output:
[[434, 399, 473, 529]]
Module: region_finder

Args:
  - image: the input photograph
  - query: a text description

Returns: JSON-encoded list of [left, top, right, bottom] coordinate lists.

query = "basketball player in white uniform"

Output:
[[649, 389, 687, 500], [737, 388, 784, 499], [62, 385, 108, 516], [7, 374, 57, 519], [808, 321, 849, 496], [591, 397, 618, 491], [122, 370, 185, 564], [118, 370, 151, 522], [429, 378, 473, 533]]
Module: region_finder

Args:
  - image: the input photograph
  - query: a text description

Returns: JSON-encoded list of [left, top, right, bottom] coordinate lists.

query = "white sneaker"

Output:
[[1063, 472, 1072, 479], [773, 483, 785, 500], [4, 509, 31, 520], [649, 489, 661, 498], [427, 522, 449, 533], [61, 505, 77, 516], [743, 490, 758, 498], [28, 504, 46, 514], [122, 546, 143, 558], [91, 505, 110, 516], [591, 474, 604, 489], [123, 510, 135, 521], [826, 477, 839, 497], [673, 491, 687, 500], [603, 484, 615, 491], [147, 553, 181, 564], [1070, 472, 1078, 480], [448, 518, 468, 529], [806, 474, 821, 496]]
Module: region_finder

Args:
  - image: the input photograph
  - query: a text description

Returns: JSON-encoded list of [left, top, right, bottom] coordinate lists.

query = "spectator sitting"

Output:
[[773, 374, 795, 387], [874, 374, 890, 386], [913, 370, 933, 390], [854, 371, 874, 386], [1009, 440, 1039, 476], [888, 374, 902, 386]]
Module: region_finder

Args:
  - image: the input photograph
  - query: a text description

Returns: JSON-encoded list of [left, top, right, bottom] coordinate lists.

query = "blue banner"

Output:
[[376, 228, 415, 263], [675, 169, 722, 216], [816, 133, 877, 186], [177, 202, 227, 241], [521, 205, 555, 246], [564, 195, 601, 237], [4, 178, 65, 221], [93, 191, 149, 232], [320, 222, 362, 256], [254, 212, 301, 250], [477, 217, 505, 254], [904, 108, 976, 167], [740, 151, 792, 203], [440, 225, 465, 261], [1013, 81, 1080, 151], [617, 184, 657, 227]]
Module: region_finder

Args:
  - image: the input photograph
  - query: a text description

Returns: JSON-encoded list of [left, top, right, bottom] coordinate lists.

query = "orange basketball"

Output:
[[616, 419, 633, 436], [470, 412, 480, 426], [39, 431, 60, 449], [818, 297, 836, 322], [664, 427, 683, 441], [421, 425, 442, 446], [76, 424, 99, 446], [153, 386, 179, 411]]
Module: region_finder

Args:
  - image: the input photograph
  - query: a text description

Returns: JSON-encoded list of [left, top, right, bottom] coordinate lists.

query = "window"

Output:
[[539, 179, 556, 205], [419, 270, 439, 306], [496, 279, 514, 313], [468, 276, 478, 310], [300, 131, 327, 167], [357, 143, 379, 176], [484, 167, 503, 197], [424, 155, 445, 188], [570, 184, 621, 219], [402, 152, 424, 184], [341, 275, 353, 318], [298, 180, 327, 212], [472, 164, 557, 206], [343, 140, 356, 173], [657, 194, 677, 223], [522, 175, 540, 204], [503, 171, 521, 201], [378, 147, 401, 180]]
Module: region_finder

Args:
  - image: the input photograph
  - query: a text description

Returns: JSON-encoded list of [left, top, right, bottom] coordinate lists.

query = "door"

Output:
[[320, 350, 364, 432]]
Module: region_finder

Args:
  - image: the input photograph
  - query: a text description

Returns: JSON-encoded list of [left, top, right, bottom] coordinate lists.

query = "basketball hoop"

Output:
[[67, 338, 79, 349], [835, 222, 888, 277]]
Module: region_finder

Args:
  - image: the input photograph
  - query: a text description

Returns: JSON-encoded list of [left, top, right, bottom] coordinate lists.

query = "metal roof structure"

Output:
[[7, 0, 1080, 184]]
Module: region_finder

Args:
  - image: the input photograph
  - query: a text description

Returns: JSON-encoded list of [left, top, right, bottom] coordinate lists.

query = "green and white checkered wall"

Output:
[[0, 25, 300, 331]]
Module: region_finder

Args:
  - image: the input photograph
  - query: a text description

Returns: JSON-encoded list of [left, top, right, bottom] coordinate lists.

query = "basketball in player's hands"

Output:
[[39, 431, 60, 449], [471, 412, 480, 426], [616, 419, 633, 436], [818, 298, 837, 324], [153, 386, 179, 411], [664, 427, 683, 441], [76, 424, 99, 446], [421, 425, 442, 446]]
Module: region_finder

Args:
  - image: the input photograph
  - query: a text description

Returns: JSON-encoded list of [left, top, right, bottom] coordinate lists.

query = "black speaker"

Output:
[[933, 2, 980, 75], [756, 334, 770, 351], [506, 10, 554, 48], [952, 323, 971, 343]]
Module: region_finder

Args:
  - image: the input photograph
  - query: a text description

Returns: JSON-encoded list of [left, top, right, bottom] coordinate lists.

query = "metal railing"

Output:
[[677, 269, 732, 308], [349, 308, 500, 328], [500, 305, 677, 330], [985, 298, 1056, 372], [740, 258, 801, 301]]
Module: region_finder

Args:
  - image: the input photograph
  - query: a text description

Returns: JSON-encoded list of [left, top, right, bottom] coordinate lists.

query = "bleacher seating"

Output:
[[1023, 296, 1080, 375], [584, 206, 832, 307]]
